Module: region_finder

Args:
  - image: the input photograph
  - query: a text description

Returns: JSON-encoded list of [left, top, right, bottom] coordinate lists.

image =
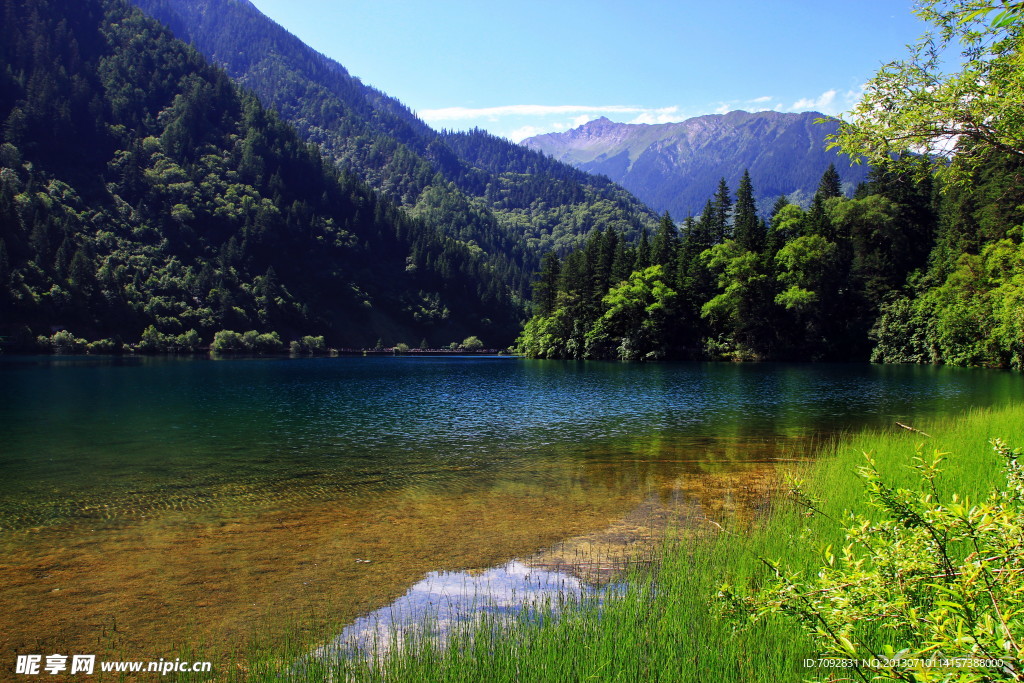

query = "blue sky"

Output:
[[248, 0, 927, 141]]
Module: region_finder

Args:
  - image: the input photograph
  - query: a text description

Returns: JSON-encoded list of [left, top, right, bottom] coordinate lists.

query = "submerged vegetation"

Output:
[[332, 404, 1022, 682], [150, 405, 1024, 682], [3, 0, 1024, 679]]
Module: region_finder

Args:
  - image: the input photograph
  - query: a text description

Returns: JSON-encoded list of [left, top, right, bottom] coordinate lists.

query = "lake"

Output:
[[1, 356, 1022, 663]]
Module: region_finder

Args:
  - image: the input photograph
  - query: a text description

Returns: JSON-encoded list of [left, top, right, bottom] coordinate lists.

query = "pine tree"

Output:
[[595, 228, 616, 296], [611, 231, 631, 283], [711, 178, 732, 243], [817, 163, 843, 200], [532, 251, 560, 317], [733, 170, 762, 252], [770, 195, 790, 219], [651, 211, 679, 273], [634, 228, 651, 271], [582, 228, 605, 307], [805, 165, 842, 238], [805, 193, 833, 238]]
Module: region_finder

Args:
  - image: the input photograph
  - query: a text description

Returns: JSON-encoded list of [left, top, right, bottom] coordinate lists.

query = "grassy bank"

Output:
[[172, 404, 1024, 682]]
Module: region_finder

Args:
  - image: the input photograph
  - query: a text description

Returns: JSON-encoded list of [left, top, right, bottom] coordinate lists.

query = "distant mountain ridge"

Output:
[[129, 0, 658, 287], [522, 111, 870, 218]]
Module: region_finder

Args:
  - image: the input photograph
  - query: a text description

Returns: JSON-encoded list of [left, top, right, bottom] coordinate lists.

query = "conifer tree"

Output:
[[817, 162, 843, 200], [711, 178, 732, 243], [806, 166, 841, 238], [651, 212, 680, 279], [597, 228, 618, 293], [634, 228, 651, 271], [611, 230, 631, 284], [675, 213, 715, 331], [770, 195, 790, 219], [532, 252, 560, 317], [733, 170, 763, 252], [805, 193, 833, 239]]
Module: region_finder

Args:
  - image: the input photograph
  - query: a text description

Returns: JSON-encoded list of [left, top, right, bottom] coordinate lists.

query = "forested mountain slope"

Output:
[[517, 153, 1024, 369], [128, 0, 659, 291], [0, 0, 521, 350], [522, 112, 871, 219]]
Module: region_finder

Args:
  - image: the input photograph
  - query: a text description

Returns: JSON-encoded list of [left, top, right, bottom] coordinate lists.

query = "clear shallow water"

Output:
[[314, 560, 610, 660], [1, 355, 1022, 659], [1, 356, 1019, 528]]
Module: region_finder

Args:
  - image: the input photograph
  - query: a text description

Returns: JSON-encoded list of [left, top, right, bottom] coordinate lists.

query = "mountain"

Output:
[[521, 111, 871, 219], [128, 0, 658, 289], [0, 0, 521, 350]]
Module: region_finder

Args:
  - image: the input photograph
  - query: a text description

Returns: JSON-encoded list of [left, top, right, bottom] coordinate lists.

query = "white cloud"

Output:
[[792, 89, 838, 112], [425, 91, 868, 142], [420, 104, 685, 126], [420, 104, 659, 122], [708, 97, 777, 115], [423, 104, 688, 140], [627, 106, 683, 125], [318, 561, 599, 657], [507, 125, 555, 142]]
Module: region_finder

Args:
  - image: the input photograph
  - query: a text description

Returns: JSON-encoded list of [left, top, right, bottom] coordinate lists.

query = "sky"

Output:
[[247, 0, 929, 142]]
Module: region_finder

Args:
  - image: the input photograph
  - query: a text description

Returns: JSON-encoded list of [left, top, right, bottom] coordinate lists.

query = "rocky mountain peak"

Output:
[[522, 110, 868, 218]]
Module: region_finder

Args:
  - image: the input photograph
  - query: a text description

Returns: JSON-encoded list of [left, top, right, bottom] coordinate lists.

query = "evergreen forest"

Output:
[[128, 0, 658, 296], [517, 157, 1024, 369], [0, 0, 526, 351], [1, 0, 1022, 372]]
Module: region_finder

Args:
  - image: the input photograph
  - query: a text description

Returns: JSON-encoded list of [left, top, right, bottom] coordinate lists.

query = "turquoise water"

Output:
[[1, 356, 1021, 530], [1, 355, 1022, 660]]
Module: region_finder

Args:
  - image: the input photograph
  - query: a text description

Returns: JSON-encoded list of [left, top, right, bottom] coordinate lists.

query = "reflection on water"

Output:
[[316, 560, 608, 660], [0, 356, 1022, 663]]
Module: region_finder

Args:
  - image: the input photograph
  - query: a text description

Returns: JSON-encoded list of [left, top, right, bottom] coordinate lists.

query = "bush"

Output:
[[137, 324, 171, 353], [722, 441, 1024, 682], [461, 335, 484, 351], [86, 338, 118, 354], [301, 335, 326, 353], [175, 329, 202, 352], [290, 335, 326, 355], [211, 329, 245, 353], [135, 326, 203, 353], [39, 330, 86, 352], [212, 329, 282, 354], [253, 332, 281, 353]]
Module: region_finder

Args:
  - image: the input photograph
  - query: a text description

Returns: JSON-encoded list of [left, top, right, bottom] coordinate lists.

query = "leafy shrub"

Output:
[[137, 324, 171, 353], [302, 335, 326, 353], [252, 332, 281, 353], [38, 330, 86, 352], [86, 338, 118, 354], [212, 329, 281, 354], [722, 441, 1024, 682], [211, 329, 245, 353], [175, 329, 202, 352], [460, 335, 484, 351], [289, 335, 326, 355]]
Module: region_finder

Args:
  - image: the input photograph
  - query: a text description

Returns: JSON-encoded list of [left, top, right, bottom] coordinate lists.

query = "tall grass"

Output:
[[168, 404, 1024, 682]]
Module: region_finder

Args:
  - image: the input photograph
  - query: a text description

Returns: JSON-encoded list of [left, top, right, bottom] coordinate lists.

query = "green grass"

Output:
[[166, 403, 1024, 682]]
